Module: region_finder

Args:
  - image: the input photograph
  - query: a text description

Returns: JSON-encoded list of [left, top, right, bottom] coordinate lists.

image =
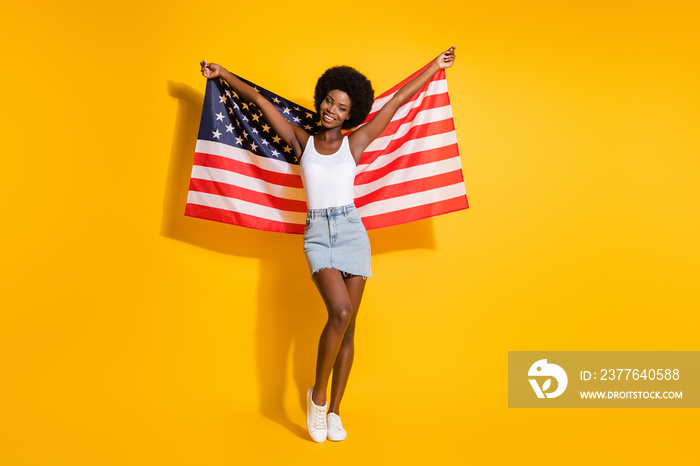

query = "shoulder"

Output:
[[347, 131, 365, 163], [300, 135, 314, 161]]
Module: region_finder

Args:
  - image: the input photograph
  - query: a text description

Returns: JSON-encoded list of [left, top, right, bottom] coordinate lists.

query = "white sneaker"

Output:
[[306, 388, 327, 443], [326, 413, 347, 441]]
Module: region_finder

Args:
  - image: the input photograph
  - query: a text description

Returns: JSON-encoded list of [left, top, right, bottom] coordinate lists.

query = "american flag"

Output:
[[186, 63, 468, 234]]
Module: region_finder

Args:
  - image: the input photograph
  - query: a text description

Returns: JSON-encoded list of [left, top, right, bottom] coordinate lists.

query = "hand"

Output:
[[435, 46, 456, 70], [200, 60, 225, 79]]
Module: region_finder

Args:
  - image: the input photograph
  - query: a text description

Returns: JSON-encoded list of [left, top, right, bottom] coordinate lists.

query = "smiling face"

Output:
[[318, 89, 352, 129]]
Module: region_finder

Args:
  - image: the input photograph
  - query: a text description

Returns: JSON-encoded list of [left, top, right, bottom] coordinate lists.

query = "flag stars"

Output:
[[211, 83, 332, 162]]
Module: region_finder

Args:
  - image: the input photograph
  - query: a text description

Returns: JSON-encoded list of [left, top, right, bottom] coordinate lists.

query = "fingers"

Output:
[[433, 46, 455, 70], [200, 60, 211, 77], [442, 45, 456, 66]]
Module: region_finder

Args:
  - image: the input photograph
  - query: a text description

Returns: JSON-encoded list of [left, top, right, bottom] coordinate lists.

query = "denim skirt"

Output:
[[303, 204, 372, 278]]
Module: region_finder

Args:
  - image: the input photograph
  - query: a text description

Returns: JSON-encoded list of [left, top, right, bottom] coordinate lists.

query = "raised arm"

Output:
[[348, 46, 456, 162], [200, 61, 309, 157]]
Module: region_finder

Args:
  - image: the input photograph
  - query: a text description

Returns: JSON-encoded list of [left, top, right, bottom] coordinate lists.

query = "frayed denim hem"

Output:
[[310, 267, 372, 280]]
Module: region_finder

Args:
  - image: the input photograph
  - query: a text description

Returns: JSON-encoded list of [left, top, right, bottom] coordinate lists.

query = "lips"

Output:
[[322, 112, 334, 122]]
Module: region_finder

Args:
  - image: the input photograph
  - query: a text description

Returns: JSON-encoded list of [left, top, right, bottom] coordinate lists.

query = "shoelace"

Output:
[[312, 405, 327, 430], [328, 414, 342, 431]]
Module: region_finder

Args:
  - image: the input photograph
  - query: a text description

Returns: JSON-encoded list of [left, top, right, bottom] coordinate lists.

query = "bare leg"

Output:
[[310, 268, 356, 406], [328, 275, 365, 415]]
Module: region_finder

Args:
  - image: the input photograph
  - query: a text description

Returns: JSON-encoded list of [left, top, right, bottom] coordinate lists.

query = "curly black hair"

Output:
[[314, 66, 374, 129]]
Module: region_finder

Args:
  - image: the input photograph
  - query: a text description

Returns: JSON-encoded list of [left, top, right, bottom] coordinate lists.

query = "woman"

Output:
[[200, 46, 455, 442]]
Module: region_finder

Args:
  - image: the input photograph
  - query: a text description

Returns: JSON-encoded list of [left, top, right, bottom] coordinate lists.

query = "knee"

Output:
[[328, 305, 352, 331]]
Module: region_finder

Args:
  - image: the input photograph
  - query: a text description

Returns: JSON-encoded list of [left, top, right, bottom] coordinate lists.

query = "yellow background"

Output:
[[2, 0, 698, 464]]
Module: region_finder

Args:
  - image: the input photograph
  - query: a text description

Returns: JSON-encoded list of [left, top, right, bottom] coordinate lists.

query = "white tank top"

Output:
[[300, 136, 356, 209]]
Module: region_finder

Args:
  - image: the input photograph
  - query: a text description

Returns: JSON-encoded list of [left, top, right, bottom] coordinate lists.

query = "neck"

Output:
[[315, 126, 344, 141]]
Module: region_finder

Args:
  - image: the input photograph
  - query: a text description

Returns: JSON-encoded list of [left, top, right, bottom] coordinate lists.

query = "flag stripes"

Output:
[[352, 67, 467, 227]]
